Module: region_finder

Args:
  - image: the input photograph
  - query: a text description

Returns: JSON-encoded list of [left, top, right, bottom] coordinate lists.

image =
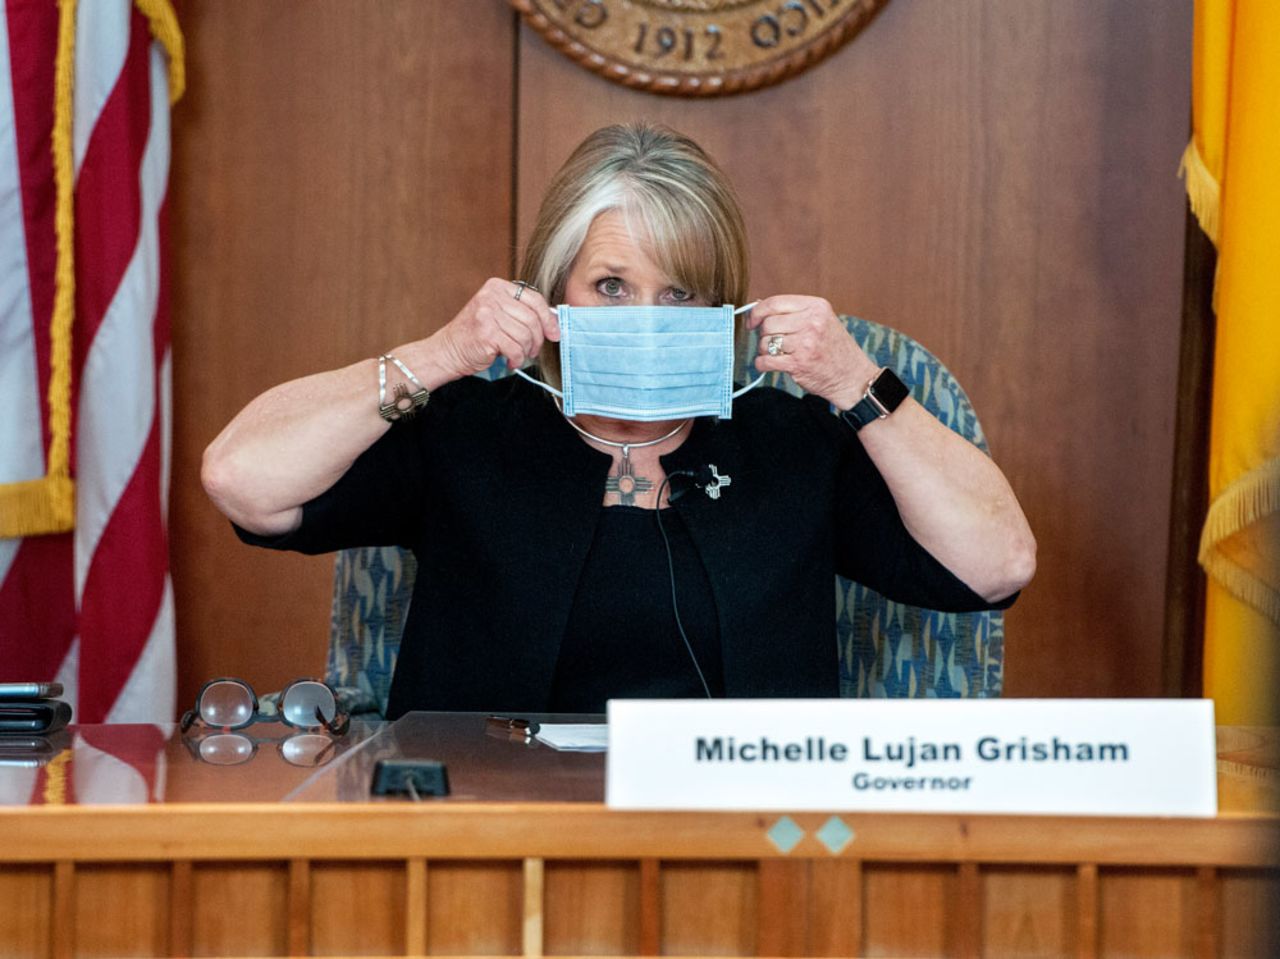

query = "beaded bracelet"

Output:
[[378, 354, 430, 422]]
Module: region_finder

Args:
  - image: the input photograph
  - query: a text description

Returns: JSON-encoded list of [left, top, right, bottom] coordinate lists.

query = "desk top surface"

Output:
[[0, 712, 608, 807], [1, 714, 1276, 813]]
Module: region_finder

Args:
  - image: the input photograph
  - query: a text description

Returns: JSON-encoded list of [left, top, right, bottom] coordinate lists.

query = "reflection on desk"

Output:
[[0, 718, 384, 806], [0, 712, 614, 807], [293, 712, 606, 803], [2, 715, 1278, 810]]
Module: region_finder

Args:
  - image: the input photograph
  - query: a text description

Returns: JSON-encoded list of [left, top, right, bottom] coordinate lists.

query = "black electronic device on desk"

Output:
[[0, 681, 73, 735]]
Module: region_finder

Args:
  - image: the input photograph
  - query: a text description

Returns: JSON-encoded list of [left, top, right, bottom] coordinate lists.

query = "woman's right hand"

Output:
[[202, 278, 561, 536], [430, 278, 560, 378]]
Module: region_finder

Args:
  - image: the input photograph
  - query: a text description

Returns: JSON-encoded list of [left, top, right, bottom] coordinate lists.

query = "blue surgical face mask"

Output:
[[514, 303, 764, 421]]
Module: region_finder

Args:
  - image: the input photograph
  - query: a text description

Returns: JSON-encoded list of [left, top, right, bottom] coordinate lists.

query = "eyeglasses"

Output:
[[180, 678, 349, 768], [181, 678, 350, 736]]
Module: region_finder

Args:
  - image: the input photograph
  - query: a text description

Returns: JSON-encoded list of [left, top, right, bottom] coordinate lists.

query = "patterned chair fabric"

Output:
[[327, 317, 1005, 715]]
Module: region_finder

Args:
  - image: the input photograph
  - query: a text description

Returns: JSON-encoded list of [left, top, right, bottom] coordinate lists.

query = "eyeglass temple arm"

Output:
[[316, 704, 350, 736]]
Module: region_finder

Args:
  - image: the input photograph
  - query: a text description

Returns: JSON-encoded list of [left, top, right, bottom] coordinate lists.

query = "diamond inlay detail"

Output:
[[766, 815, 805, 854], [816, 816, 855, 854]]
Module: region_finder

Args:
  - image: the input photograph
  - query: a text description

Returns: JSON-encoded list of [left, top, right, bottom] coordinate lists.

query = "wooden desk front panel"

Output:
[[2, 809, 1277, 958]]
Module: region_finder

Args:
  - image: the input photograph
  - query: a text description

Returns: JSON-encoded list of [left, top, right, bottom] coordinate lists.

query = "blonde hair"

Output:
[[520, 123, 750, 386]]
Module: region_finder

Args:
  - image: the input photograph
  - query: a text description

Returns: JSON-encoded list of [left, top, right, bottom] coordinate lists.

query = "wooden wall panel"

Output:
[[1220, 869, 1280, 958], [516, 0, 1192, 698], [170, 0, 1192, 703], [2, 853, 1276, 958], [74, 864, 170, 957], [660, 861, 757, 956], [861, 863, 953, 956], [425, 861, 523, 956], [805, 859, 863, 958], [190, 862, 288, 957], [310, 861, 405, 956], [543, 861, 640, 956], [981, 865, 1076, 958], [1098, 868, 1197, 958], [169, 2, 517, 709], [0, 866, 52, 959], [755, 860, 809, 956]]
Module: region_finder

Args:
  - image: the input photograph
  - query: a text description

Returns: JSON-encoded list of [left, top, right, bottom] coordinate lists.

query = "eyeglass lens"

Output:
[[281, 681, 336, 728], [198, 680, 256, 729]]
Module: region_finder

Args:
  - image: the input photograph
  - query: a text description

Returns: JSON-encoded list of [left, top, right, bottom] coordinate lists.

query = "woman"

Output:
[[203, 123, 1035, 716]]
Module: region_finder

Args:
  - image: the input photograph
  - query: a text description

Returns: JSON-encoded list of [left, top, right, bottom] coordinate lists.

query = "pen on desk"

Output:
[[485, 715, 540, 737]]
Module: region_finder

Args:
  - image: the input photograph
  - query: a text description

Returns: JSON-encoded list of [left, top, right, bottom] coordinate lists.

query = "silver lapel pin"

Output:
[[704, 465, 732, 500]]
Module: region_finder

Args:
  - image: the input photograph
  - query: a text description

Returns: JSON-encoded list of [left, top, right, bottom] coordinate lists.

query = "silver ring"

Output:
[[513, 280, 537, 302], [767, 334, 784, 357]]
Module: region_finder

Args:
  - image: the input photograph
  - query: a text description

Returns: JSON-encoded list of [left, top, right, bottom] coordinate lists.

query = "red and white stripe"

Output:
[[0, 1, 175, 724]]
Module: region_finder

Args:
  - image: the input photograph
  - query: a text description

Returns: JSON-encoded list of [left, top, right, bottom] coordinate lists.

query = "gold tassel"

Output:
[[1179, 139, 1221, 248], [1199, 457, 1280, 626]]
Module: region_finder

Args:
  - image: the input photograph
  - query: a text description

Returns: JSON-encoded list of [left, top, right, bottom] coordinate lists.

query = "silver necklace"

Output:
[[561, 412, 689, 504]]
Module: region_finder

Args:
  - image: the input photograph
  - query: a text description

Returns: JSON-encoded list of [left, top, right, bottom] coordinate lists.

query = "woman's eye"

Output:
[[598, 277, 624, 297], [668, 288, 693, 302]]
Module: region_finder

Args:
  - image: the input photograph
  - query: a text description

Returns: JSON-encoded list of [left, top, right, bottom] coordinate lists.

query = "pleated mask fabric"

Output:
[[515, 303, 762, 421]]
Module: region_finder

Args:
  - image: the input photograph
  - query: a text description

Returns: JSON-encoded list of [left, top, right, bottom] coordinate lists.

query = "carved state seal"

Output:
[[510, 0, 889, 97]]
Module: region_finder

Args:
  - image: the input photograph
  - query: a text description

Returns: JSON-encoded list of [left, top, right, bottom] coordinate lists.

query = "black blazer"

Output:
[[239, 375, 1006, 716]]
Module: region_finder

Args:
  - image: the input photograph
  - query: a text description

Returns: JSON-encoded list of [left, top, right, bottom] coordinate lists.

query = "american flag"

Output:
[[0, 0, 182, 724]]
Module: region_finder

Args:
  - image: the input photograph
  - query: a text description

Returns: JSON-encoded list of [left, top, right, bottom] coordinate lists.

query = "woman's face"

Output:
[[562, 209, 705, 308]]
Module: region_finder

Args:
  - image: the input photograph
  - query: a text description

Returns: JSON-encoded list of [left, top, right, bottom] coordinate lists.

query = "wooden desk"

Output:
[[1, 718, 1276, 958]]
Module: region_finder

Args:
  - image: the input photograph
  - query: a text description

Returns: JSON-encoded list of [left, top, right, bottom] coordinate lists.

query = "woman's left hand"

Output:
[[747, 294, 1036, 604], [747, 295, 879, 408]]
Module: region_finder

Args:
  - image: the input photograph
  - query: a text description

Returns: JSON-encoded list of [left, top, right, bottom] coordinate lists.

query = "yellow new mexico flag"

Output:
[[1181, 0, 1280, 725]]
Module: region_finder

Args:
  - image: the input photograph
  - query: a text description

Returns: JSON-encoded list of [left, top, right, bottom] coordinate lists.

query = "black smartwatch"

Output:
[[840, 368, 909, 432]]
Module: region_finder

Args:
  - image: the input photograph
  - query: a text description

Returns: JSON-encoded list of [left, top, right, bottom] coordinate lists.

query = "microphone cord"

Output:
[[655, 472, 714, 699]]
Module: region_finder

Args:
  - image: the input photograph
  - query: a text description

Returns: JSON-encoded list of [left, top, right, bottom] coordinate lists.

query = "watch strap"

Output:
[[841, 394, 887, 431], [840, 368, 908, 433]]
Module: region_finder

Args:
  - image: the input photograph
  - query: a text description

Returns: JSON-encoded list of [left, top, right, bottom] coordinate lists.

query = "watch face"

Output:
[[871, 369, 910, 412]]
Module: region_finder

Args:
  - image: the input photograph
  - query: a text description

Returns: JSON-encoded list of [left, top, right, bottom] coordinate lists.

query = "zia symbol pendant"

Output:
[[604, 446, 654, 506]]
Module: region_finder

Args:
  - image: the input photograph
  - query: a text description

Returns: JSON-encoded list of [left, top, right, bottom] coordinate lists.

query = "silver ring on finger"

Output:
[[767, 334, 785, 357], [512, 280, 538, 302]]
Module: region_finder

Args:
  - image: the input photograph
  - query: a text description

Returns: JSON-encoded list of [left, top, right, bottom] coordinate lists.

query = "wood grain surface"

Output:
[[169, 1, 517, 707], [1, 803, 1276, 957], [170, 0, 1193, 707], [515, 0, 1193, 699]]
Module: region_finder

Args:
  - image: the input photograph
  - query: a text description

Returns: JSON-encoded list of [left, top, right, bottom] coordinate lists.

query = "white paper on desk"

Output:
[[535, 723, 609, 752]]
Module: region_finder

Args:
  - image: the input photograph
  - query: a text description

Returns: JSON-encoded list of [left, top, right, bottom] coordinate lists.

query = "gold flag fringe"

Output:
[[0, 0, 184, 539], [1179, 139, 1221, 248], [134, 0, 185, 104], [0, 478, 75, 537], [1199, 457, 1280, 627], [0, 0, 78, 539]]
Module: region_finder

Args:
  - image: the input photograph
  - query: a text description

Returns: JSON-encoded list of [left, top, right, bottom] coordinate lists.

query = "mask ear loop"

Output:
[[731, 302, 767, 397], [511, 305, 569, 397], [513, 367, 562, 397]]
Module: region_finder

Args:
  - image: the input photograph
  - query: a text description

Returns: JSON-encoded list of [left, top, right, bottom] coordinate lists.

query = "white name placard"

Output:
[[605, 699, 1217, 816]]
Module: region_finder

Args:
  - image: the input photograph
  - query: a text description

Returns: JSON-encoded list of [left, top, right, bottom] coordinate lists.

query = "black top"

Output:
[[547, 506, 724, 713], [237, 374, 1014, 716]]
